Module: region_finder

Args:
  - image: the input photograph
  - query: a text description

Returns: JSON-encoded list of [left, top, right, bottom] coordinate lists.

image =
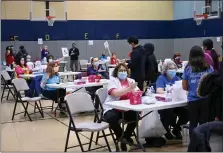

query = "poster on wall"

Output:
[[217, 37, 221, 42], [104, 41, 109, 48], [61, 47, 69, 57], [38, 38, 43, 44], [88, 40, 94, 45]]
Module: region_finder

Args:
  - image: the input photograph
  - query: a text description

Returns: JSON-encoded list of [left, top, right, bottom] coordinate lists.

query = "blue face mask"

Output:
[[118, 72, 127, 80], [167, 70, 176, 78]]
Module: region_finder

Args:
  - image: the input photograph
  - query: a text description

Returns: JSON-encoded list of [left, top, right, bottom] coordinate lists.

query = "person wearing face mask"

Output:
[[87, 57, 108, 79], [41, 45, 50, 61], [41, 62, 67, 116], [182, 46, 214, 137], [156, 60, 188, 140], [26, 55, 34, 70], [173, 53, 182, 69], [127, 36, 146, 91], [103, 63, 140, 151], [46, 55, 54, 63], [100, 52, 107, 61], [15, 56, 32, 79]]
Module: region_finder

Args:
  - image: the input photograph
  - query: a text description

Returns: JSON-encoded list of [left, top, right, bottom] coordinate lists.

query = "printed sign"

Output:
[[38, 38, 43, 44], [88, 40, 93, 45], [61, 47, 69, 57]]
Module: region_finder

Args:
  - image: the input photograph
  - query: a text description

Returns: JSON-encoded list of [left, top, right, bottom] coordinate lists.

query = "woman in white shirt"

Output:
[[103, 63, 139, 151]]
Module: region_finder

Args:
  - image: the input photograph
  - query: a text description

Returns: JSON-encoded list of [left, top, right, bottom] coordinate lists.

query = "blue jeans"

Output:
[[188, 121, 223, 152]]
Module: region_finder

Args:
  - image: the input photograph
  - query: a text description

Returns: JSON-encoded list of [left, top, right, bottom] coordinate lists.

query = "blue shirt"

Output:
[[41, 73, 60, 90], [41, 49, 49, 60], [156, 74, 181, 89], [182, 66, 214, 102]]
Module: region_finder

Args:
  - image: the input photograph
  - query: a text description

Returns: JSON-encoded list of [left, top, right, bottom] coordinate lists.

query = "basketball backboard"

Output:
[[194, 0, 222, 20], [30, 0, 67, 21]]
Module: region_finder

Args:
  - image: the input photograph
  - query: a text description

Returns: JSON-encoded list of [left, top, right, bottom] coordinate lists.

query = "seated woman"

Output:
[[26, 55, 34, 70], [100, 53, 107, 60], [103, 63, 139, 151], [46, 54, 65, 63], [15, 56, 32, 79], [110, 53, 119, 65], [173, 53, 182, 69], [156, 60, 188, 139], [40, 62, 66, 116], [87, 57, 108, 79]]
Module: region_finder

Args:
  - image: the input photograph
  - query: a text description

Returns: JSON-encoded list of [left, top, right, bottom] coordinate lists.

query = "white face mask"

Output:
[[49, 59, 53, 63]]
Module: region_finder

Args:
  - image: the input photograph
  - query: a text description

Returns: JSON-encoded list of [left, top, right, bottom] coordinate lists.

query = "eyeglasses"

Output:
[[118, 69, 127, 72]]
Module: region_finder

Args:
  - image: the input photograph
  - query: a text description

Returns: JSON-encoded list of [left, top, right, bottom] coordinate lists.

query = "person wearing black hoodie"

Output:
[[127, 36, 146, 91], [144, 43, 158, 85], [15, 46, 28, 62]]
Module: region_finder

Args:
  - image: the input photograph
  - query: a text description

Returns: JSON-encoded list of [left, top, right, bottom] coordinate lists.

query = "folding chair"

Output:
[[94, 88, 137, 147], [64, 92, 111, 152], [1, 70, 16, 101], [12, 78, 44, 121], [79, 60, 88, 72]]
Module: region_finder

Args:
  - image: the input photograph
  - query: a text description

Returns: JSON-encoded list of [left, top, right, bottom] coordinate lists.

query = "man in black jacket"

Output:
[[127, 36, 146, 91], [144, 43, 158, 85], [69, 43, 80, 72], [15, 45, 28, 62]]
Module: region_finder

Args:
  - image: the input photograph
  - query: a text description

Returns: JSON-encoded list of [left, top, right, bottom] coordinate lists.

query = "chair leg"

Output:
[[38, 101, 44, 117], [51, 101, 55, 111], [88, 132, 94, 151], [109, 128, 116, 145], [1, 85, 6, 101], [102, 130, 112, 152], [34, 103, 37, 113], [21, 102, 32, 121], [9, 88, 16, 100], [24, 102, 29, 117], [54, 105, 59, 117], [64, 128, 71, 152], [95, 131, 100, 145], [35, 101, 44, 118], [11, 101, 18, 120], [6, 89, 10, 100], [75, 132, 85, 152]]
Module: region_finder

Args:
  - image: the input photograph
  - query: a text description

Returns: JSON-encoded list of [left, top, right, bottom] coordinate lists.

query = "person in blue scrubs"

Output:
[[156, 60, 188, 140], [182, 46, 214, 137]]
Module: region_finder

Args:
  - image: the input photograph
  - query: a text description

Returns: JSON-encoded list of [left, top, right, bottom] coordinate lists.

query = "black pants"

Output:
[[159, 107, 188, 133], [188, 98, 209, 137], [104, 109, 138, 139], [42, 88, 66, 109]]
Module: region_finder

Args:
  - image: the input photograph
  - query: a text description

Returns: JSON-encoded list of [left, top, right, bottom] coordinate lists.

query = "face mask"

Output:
[[118, 72, 127, 80], [27, 59, 31, 62], [167, 70, 176, 78], [49, 59, 53, 63], [93, 62, 99, 67]]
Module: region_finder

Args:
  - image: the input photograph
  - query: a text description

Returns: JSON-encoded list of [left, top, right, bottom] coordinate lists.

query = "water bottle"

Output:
[[150, 86, 155, 98], [165, 85, 172, 102], [146, 87, 151, 97], [64, 65, 67, 72]]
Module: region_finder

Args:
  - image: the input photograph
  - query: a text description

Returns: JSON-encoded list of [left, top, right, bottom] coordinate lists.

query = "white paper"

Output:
[[38, 38, 43, 44], [104, 41, 109, 48], [217, 37, 221, 42], [88, 40, 93, 45], [61, 47, 69, 57]]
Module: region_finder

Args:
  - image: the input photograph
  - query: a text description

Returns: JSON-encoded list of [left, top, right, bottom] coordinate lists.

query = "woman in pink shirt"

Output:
[[15, 56, 32, 78], [202, 39, 220, 72], [103, 63, 139, 151]]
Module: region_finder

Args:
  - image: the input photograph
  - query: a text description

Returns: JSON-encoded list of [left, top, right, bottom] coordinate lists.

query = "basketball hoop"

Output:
[[195, 14, 208, 25], [46, 16, 55, 26]]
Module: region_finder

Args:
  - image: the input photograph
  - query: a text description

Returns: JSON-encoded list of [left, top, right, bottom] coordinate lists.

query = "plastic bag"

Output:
[[139, 111, 166, 138]]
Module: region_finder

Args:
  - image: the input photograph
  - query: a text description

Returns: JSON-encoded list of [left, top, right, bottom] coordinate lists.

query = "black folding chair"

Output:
[[64, 92, 111, 152], [1, 70, 16, 101]]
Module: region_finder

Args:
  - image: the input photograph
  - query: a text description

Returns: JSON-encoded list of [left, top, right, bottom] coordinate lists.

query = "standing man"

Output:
[[69, 43, 80, 72], [127, 36, 146, 91], [41, 45, 50, 61]]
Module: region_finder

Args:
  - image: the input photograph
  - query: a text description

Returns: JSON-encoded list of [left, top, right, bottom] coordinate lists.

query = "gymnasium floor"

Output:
[[1, 98, 223, 152]]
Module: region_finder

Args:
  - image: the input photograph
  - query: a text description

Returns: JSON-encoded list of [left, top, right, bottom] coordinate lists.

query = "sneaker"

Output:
[[172, 129, 182, 139], [164, 132, 174, 140]]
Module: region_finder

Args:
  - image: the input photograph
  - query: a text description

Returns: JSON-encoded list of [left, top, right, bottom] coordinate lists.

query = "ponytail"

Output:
[[210, 48, 219, 70]]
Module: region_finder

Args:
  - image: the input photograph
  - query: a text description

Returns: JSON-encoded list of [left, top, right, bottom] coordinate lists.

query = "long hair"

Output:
[[187, 46, 209, 72], [203, 39, 219, 70], [15, 56, 27, 67], [46, 54, 54, 63], [46, 62, 59, 77]]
